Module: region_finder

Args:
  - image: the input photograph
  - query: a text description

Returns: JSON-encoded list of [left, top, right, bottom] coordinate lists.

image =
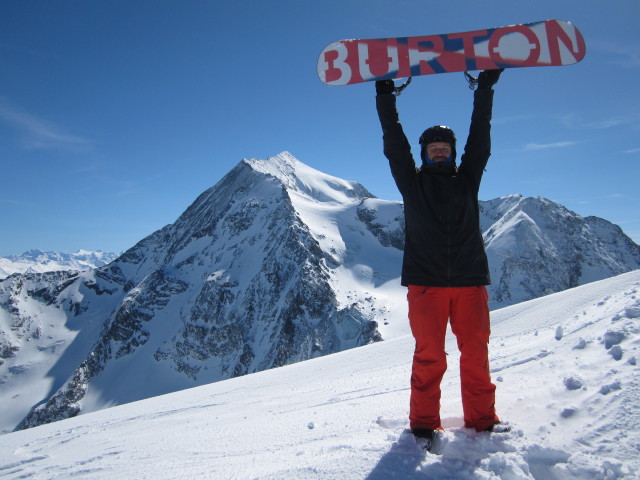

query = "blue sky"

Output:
[[1, 0, 639, 256]]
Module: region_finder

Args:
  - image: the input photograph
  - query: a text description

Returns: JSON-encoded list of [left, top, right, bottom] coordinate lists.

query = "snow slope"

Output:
[[0, 270, 638, 479]]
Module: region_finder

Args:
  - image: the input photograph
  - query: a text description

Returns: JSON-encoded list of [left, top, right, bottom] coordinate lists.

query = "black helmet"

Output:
[[419, 125, 457, 163]]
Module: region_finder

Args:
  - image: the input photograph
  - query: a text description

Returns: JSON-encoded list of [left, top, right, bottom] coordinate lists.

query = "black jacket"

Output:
[[376, 88, 494, 287]]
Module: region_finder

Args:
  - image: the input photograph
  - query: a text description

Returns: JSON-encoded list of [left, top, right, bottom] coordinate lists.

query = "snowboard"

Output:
[[317, 20, 586, 86]]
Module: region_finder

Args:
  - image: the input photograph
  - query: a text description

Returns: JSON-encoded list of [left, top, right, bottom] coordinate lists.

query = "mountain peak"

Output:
[[244, 152, 373, 204]]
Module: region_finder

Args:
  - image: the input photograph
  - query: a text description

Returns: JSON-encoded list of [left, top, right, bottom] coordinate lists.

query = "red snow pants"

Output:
[[407, 285, 499, 432]]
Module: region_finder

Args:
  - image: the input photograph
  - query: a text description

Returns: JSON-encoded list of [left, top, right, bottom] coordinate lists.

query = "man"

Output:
[[375, 69, 508, 451]]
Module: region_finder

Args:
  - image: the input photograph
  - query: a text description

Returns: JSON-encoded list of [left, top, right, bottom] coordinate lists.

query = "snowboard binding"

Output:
[[393, 77, 412, 96], [464, 71, 478, 90]]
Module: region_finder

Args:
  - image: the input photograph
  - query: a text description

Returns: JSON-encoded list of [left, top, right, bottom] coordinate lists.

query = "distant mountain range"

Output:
[[0, 249, 119, 279], [1, 152, 638, 434], [480, 195, 640, 308]]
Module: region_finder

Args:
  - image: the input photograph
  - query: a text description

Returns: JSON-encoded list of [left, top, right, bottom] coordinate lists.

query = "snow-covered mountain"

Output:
[[0, 249, 119, 279], [0, 271, 638, 479], [0, 152, 638, 435], [481, 195, 640, 309], [0, 153, 391, 434]]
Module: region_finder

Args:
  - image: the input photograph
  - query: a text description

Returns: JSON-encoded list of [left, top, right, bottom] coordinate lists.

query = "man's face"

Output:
[[426, 142, 452, 162]]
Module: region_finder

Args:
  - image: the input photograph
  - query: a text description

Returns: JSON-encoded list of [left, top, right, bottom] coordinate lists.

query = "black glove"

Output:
[[376, 79, 395, 95], [477, 69, 504, 89]]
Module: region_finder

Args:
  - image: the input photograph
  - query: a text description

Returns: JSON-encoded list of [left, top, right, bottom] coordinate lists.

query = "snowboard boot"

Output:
[[412, 428, 440, 452], [486, 422, 511, 433]]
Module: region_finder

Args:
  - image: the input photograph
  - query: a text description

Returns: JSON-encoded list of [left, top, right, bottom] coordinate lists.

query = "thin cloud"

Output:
[[623, 147, 640, 154], [584, 118, 628, 129], [606, 193, 634, 200], [584, 116, 639, 130], [0, 100, 93, 152], [523, 141, 577, 151], [561, 112, 640, 130], [590, 40, 640, 68]]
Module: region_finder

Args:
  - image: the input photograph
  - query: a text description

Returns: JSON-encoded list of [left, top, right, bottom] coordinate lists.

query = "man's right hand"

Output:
[[376, 79, 395, 95]]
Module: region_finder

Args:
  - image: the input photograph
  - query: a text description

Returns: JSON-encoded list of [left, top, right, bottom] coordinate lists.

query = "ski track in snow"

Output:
[[0, 271, 638, 479]]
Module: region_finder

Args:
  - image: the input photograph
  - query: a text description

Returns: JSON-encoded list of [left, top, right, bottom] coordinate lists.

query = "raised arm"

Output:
[[459, 69, 503, 189], [375, 80, 418, 197]]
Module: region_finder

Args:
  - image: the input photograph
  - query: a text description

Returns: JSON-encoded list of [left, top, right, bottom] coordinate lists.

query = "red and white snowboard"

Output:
[[317, 20, 586, 86]]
